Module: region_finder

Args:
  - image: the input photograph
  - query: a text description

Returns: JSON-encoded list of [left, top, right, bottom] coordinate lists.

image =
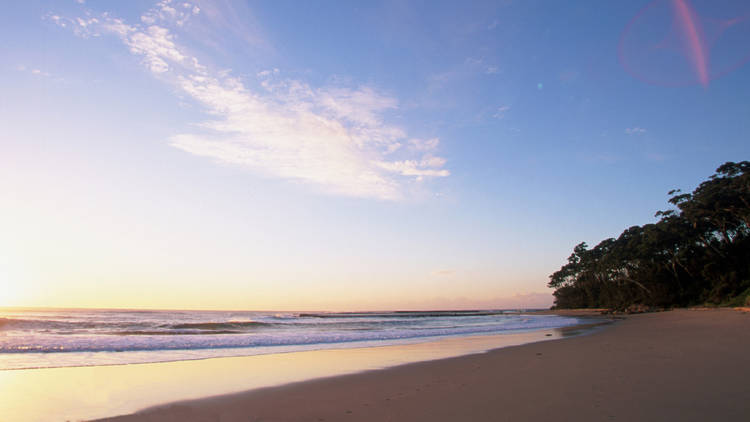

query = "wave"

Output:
[[298, 311, 510, 318], [164, 321, 272, 330], [0, 317, 77, 331], [0, 314, 580, 355], [0, 316, 469, 332], [113, 330, 244, 336], [0, 317, 272, 333]]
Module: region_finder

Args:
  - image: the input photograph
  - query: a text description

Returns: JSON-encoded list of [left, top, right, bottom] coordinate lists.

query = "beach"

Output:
[[0, 314, 581, 422], [97, 308, 749, 421]]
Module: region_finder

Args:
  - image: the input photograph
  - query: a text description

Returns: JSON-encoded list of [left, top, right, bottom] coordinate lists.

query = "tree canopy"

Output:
[[549, 161, 750, 310]]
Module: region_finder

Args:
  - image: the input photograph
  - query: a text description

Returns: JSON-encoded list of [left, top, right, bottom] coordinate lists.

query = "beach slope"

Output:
[[100, 309, 750, 422]]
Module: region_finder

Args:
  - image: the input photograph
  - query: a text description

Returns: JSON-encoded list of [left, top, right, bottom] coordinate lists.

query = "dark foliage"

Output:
[[549, 161, 750, 310]]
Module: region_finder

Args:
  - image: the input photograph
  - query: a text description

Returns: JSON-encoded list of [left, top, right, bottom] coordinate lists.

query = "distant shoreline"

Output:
[[97, 308, 749, 422]]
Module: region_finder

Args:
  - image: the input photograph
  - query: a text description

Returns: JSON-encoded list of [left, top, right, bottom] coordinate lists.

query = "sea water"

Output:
[[0, 308, 580, 370]]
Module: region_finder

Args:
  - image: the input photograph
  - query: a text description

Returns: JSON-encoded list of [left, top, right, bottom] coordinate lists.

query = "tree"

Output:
[[549, 161, 750, 310]]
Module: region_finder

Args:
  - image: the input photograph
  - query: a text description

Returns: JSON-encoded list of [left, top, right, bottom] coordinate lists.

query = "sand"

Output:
[[96, 308, 750, 422]]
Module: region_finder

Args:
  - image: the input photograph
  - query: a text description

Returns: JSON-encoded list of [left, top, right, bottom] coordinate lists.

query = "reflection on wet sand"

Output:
[[0, 325, 603, 422]]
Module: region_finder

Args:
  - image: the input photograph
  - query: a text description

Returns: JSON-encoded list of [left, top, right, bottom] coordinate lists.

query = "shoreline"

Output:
[[0, 316, 593, 422], [0, 310, 588, 372], [0, 310, 581, 372], [97, 308, 749, 421]]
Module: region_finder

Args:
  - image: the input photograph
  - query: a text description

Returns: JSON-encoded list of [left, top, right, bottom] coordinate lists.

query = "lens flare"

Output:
[[673, 0, 709, 85], [619, 0, 750, 86]]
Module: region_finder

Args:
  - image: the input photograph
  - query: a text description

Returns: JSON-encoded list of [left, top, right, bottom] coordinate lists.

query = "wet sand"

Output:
[[0, 325, 575, 422], [98, 308, 750, 421]]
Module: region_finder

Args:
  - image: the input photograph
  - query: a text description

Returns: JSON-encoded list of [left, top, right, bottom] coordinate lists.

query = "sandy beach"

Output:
[[97, 308, 750, 422]]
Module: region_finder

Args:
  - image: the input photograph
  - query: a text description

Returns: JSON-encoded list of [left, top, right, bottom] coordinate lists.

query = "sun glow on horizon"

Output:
[[0, 262, 28, 308]]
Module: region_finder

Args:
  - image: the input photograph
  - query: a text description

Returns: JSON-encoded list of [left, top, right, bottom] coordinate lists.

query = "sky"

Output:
[[1, 0, 749, 311]]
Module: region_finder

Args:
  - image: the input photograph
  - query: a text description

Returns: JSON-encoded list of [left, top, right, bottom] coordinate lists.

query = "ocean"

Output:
[[0, 308, 580, 371]]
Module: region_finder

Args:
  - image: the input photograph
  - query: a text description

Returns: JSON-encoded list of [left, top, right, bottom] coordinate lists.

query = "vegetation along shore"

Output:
[[549, 161, 750, 310]]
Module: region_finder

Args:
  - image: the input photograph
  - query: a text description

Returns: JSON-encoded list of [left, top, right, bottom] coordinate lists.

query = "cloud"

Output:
[[493, 105, 511, 119], [46, 13, 99, 37], [399, 291, 554, 310], [256, 68, 279, 77], [463, 57, 499, 76], [17, 65, 48, 77], [191, 1, 269, 53], [140, 0, 200, 26], [375, 158, 450, 180], [127, 25, 185, 73], [625, 127, 646, 135], [16, 65, 59, 80], [53, 1, 449, 200], [408, 138, 440, 151]]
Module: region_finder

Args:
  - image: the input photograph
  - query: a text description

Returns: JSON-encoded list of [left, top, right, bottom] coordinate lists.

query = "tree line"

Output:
[[548, 161, 750, 310]]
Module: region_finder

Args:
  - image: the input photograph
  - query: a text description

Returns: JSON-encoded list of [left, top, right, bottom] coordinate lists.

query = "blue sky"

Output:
[[1, 0, 749, 310]]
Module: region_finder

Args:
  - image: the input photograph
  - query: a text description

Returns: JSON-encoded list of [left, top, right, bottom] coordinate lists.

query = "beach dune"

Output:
[[99, 308, 750, 421]]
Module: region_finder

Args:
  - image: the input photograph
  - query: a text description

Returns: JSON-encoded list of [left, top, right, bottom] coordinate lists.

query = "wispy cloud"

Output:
[[408, 138, 440, 151], [493, 105, 511, 119], [463, 57, 500, 77], [16, 64, 65, 82], [16, 65, 51, 77], [625, 126, 646, 135], [140, 0, 199, 27], [51, 0, 449, 200]]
